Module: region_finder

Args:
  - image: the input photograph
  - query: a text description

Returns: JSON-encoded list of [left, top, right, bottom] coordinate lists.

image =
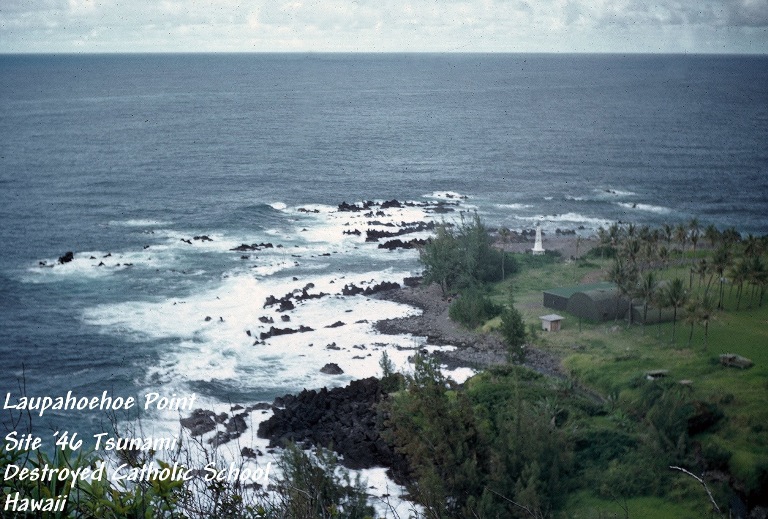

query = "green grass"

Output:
[[562, 491, 713, 519], [486, 252, 768, 508]]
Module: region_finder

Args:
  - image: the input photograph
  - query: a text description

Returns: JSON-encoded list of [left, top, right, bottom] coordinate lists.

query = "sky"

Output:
[[1, 0, 766, 54]]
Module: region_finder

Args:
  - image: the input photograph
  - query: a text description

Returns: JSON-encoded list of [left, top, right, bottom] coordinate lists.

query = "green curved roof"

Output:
[[543, 281, 616, 298]]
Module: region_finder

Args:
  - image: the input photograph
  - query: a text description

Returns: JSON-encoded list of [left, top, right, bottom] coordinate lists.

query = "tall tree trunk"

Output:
[[704, 321, 709, 351], [657, 307, 663, 339], [671, 306, 678, 343], [688, 322, 694, 346]]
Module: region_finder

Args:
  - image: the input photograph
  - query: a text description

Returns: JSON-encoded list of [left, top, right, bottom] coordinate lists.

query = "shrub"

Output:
[[448, 287, 501, 329], [420, 213, 517, 293], [499, 303, 527, 362]]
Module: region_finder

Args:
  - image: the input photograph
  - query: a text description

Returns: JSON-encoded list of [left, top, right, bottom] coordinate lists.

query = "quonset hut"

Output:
[[566, 286, 628, 322], [543, 282, 627, 322]]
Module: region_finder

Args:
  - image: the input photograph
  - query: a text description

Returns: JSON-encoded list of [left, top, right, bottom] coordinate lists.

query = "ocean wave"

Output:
[[495, 203, 532, 210], [423, 191, 468, 201], [519, 212, 611, 228], [616, 202, 672, 214], [23, 249, 166, 283], [595, 188, 636, 197], [108, 219, 172, 227]]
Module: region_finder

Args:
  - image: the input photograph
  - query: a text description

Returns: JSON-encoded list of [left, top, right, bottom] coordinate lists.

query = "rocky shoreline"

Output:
[[374, 282, 563, 377], [177, 217, 591, 474]]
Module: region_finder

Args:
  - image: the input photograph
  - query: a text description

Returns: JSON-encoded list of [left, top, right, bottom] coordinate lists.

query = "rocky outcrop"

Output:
[[342, 281, 400, 297], [364, 221, 435, 242], [231, 242, 274, 252], [259, 325, 314, 341], [257, 377, 407, 474], [58, 251, 74, 264], [378, 238, 428, 250], [263, 285, 329, 311], [319, 362, 344, 374]]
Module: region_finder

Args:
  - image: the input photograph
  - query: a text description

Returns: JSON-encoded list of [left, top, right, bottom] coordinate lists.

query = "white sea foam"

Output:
[[495, 203, 532, 210], [79, 197, 490, 516], [269, 202, 287, 211], [23, 249, 170, 283], [616, 202, 672, 214], [595, 188, 636, 197], [109, 219, 173, 227], [443, 367, 477, 384], [424, 191, 468, 201], [519, 212, 611, 229]]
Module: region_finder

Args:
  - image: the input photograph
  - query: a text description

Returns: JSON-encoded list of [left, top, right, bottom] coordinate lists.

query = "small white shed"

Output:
[[539, 314, 564, 332]]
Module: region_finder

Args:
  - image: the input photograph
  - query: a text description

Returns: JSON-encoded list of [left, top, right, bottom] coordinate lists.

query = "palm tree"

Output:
[[746, 256, 766, 308], [662, 223, 673, 247], [688, 218, 700, 254], [636, 271, 658, 331], [722, 227, 741, 246], [609, 222, 621, 249], [695, 258, 709, 290], [623, 238, 641, 269], [684, 297, 701, 347], [675, 223, 688, 257], [711, 246, 731, 310], [699, 294, 716, 351], [743, 234, 760, 258], [609, 258, 638, 327], [704, 224, 720, 249], [654, 282, 668, 339], [663, 278, 687, 344], [730, 258, 750, 310], [658, 246, 670, 269], [597, 226, 610, 260]]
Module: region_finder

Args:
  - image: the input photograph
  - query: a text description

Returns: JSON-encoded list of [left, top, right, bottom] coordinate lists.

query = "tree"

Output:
[[663, 223, 674, 247], [704, 224, 720, 249], [695, 258, 709, 291], [698, 294, 716, 351], [420, 223, 461, 296], [674, 223, 688, 257], [658, 245, 670, 269], [385, 353, 487, 518], [636, 271, 658, 330], [711, 246, 731, 310], [663, 278, 687, 343], [684, 297, 701, 347], [747, 256, 767, 307], [609, 257, 638, 327], [689, 218, 700, 254], [420, 213, 515, 295], [730, 258, 750, 310], [654, 281, 668, 339], [275, 443, 374, 519], [500, 302, 528, 362]]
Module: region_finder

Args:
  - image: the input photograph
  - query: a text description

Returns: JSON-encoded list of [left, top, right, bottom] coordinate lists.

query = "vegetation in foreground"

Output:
[[3, 216, 766, 518], [413, 215, 767, 518]]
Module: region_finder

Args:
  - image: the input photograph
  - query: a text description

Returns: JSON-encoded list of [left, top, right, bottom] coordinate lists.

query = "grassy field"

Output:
[[487, 253, 768, 515]]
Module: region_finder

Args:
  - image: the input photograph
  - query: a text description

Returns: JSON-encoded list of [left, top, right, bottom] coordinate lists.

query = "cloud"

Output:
[[0, 0, 766, 53]]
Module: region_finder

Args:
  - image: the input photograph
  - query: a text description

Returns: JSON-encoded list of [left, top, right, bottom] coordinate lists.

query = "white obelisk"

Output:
[[532, 223, 545, 255]]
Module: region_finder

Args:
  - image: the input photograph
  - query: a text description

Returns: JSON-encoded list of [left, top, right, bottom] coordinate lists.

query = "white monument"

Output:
[[532, 223, 545, 255]]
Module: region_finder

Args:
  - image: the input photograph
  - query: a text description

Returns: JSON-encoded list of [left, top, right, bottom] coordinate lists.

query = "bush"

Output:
[[420, 213, 517, 294], [499, 303, 527, 361], [448, 288, 502, 329]]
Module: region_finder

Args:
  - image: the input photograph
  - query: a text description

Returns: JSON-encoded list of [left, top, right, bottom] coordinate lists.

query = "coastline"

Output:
[[374, 282, 564, 378]]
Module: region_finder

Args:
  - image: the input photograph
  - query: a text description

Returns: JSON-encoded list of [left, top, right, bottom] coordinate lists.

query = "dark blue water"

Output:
[[1, 53, 767, 436]]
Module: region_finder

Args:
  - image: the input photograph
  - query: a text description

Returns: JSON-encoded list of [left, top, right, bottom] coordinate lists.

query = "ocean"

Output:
[[1, 54, 767, 490]]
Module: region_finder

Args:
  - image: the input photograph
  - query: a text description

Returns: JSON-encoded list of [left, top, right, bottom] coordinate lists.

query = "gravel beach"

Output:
[[375, 282, 564, 377]]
